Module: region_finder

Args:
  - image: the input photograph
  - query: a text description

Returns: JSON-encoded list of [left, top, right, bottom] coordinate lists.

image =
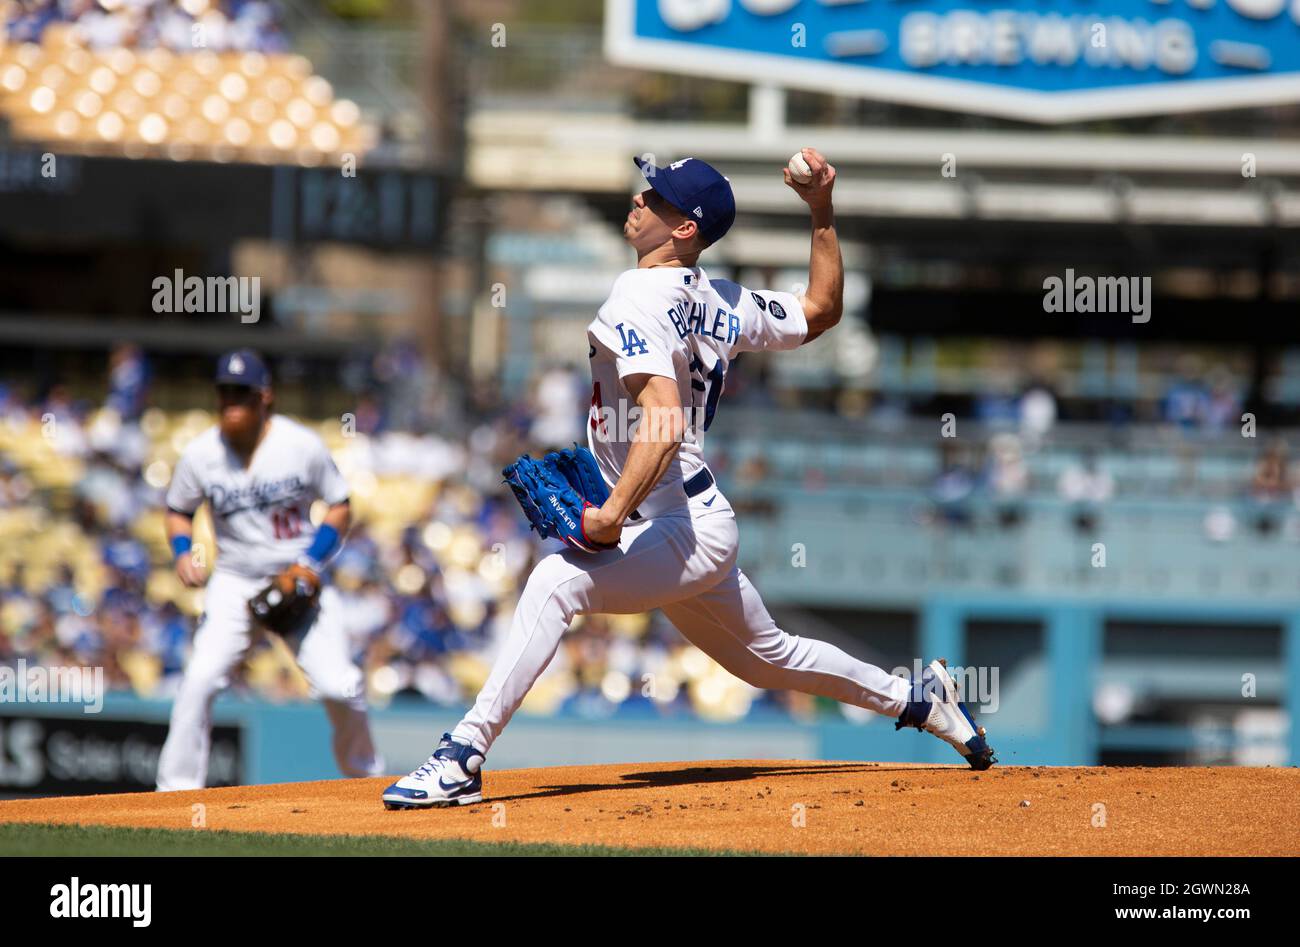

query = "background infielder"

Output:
[[157, 349, 384, 791], [383, 149, 994, 810]]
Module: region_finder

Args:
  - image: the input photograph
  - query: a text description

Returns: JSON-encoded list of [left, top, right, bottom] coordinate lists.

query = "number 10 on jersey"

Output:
[[271, 506, 303, 539]]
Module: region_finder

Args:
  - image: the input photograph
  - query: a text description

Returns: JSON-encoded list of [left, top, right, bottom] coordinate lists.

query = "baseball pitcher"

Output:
[[157, 349, 383, 791], [383, 150, 993, 809]]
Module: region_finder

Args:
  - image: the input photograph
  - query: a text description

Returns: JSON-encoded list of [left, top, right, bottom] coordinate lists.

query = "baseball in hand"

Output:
[[788, 151, 813, 184]]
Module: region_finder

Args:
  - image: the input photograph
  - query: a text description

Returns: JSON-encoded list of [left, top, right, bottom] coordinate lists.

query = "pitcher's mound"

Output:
[[2, 760, 1297, 855]]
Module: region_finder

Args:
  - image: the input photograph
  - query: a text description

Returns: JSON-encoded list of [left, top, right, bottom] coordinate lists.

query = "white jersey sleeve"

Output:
[[309, 437, 350, 505], [165, 446, 205, 515], [730, 286, 808, 354], [590, 274, 680, 381]]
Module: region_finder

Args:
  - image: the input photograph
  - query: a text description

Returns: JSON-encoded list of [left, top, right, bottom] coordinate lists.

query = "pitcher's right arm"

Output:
[[785, 148, 842, 345]]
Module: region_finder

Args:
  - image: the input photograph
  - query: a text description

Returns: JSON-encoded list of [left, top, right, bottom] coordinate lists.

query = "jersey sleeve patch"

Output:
[[733, 287, 807, 353]]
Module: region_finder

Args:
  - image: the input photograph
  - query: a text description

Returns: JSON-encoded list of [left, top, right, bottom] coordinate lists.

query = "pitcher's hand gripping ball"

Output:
[[248, 564, 321, 637], [504, 445, 614, 553], [788, 151, 813, 184]]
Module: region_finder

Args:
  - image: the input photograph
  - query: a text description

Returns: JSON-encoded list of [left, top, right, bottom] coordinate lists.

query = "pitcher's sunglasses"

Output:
[[216, 384, 260, 403]]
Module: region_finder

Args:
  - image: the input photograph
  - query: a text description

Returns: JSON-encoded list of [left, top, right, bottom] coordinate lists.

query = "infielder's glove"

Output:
[[248, 564, 321, 638], [503, 445, 614, 554]]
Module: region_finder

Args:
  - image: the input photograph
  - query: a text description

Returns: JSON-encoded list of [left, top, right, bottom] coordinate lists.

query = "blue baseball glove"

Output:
[[503, 445, 615, 554]]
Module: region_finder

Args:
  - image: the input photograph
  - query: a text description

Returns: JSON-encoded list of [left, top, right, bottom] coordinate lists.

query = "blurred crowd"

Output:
[[964, 363, 1246, 436], [716, 351, 1299, 542], [0, 345, 791, 724], [926, 428, 1297, 540], [2, 0, 288, 52], [3, 342, 1299, 720]]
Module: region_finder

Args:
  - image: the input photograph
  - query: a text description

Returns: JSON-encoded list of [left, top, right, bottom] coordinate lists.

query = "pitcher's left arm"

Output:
[[582, 373, 684, 546]]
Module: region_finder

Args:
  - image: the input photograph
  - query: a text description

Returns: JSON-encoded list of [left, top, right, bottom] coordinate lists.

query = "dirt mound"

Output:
[[2, 761, 1296, 855]]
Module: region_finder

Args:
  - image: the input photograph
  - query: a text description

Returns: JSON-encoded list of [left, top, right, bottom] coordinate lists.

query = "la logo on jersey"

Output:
[[616, 322, 649, 357]]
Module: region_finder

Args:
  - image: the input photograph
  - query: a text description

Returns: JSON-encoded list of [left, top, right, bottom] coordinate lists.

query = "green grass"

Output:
[[0, 822, 770, 857]]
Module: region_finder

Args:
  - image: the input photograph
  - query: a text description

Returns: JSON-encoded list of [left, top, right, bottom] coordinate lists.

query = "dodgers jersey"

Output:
[[166, 415, 349, 578], [586, 266, 807, 511]]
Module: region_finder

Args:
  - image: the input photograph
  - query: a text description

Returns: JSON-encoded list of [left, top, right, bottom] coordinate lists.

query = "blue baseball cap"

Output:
[[215, 349, 271, 388], [633, 155, 736, 246]]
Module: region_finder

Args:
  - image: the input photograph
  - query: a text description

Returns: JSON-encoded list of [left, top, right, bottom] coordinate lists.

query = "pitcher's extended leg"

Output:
[[661, 567, 909, 716]]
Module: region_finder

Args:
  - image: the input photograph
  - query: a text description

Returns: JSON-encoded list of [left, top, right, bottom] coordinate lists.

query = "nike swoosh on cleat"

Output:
[[438, 776, 474, 792]]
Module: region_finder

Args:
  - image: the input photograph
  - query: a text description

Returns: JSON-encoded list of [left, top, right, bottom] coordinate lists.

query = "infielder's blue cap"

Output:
[[215, 348, 271, 388], [633, 155, 736, 246]]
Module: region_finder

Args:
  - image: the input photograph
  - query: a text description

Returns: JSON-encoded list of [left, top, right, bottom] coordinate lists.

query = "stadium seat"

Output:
[[0, 35, 371, 163]]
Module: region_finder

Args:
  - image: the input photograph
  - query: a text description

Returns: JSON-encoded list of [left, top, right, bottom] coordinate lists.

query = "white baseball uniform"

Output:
[[451, 266, 910, 753], [156, 415, 383, 791]]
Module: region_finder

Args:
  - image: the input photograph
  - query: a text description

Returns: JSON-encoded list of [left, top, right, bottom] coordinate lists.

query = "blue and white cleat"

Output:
[[895, 659, 996, 771], [382, 733, 485, 810]]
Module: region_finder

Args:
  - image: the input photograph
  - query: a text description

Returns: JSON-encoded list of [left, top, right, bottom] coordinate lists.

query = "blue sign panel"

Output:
[[605, 0, 1300, 122]]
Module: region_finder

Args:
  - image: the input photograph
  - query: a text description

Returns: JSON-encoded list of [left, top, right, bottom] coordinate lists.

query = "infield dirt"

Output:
[[2, 760, 1297, 856]]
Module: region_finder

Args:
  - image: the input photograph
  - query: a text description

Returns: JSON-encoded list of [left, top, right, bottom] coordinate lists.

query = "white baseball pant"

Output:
[[452, 491, 910, 753], [156, 569, 384, 791]]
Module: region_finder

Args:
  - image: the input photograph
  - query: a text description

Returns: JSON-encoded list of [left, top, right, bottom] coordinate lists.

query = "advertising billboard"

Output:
[[606, 0, 1300, 122]]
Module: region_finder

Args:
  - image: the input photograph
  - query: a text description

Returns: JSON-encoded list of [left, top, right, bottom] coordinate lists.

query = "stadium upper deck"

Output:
[[1, 2, 373, 163]]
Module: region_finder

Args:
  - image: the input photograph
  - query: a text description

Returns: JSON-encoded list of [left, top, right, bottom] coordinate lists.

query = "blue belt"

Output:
[[628, 468, 714, 522]]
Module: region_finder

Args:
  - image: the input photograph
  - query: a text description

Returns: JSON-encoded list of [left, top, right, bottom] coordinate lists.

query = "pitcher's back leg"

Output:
[[661, 567, 909, 717]]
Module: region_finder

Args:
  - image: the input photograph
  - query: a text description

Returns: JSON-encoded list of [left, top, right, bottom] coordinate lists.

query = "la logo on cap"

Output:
[[229, 355, 245, 374], [693, 207, 703, 218]]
